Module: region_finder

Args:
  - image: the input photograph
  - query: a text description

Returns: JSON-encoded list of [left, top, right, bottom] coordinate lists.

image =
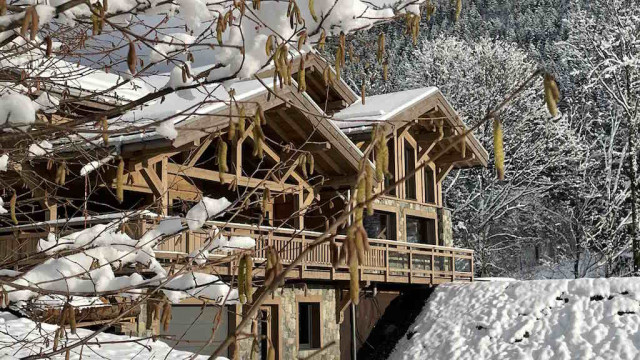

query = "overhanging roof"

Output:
[[332, 87, 489, 168]]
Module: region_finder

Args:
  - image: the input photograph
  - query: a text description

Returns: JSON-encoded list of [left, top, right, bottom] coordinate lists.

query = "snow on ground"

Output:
[[390, 278, 640, 360], [0, 311, 216, 359]]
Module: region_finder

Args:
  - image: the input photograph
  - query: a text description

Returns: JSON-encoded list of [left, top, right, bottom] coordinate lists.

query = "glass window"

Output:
[[404, 141, 417, 200], [363, 211, 396, 240], [406, 216, 437, 245], [298, 302, 320, 349], [425, 167, 436, 204], [383, 139, 396, 196]]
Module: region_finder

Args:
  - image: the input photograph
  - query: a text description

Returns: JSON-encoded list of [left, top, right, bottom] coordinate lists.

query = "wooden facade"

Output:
[[0, 53, 486, 288]]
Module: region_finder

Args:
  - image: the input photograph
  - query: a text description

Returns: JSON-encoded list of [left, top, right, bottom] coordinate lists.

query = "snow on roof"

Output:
[[390, 278, 640, 360], [36, 58, 151, 103], [104, 77, 271, 145], [332, 87, 439, 131]]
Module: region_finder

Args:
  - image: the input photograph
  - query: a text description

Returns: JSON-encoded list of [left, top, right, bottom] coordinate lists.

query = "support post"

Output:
[[350, 302, 357, 360]]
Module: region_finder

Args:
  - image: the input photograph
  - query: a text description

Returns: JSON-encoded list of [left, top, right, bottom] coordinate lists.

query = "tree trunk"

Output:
[[628, 112, 640, 274]]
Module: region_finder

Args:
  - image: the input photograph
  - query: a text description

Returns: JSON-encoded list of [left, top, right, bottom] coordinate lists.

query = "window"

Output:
[[298, 302, 320, 349], [406, 216, 437, 245], [424, 167, 436, 204], [384, 139, 396, 196], [404, 141, 417, 200], [363, 211, 396, 240]]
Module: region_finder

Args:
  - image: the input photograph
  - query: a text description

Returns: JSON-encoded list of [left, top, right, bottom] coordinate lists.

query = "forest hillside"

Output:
[[339, 0, 640, 279]]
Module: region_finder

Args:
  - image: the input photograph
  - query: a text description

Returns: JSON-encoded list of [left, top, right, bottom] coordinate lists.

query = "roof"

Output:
[[34, 58, 150, 104], [333, 87, 439, 130], [332, 86, 489, 168]]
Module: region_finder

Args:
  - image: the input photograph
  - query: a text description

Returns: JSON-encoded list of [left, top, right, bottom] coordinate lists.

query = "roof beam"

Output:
[[167, 163, 298, 192]]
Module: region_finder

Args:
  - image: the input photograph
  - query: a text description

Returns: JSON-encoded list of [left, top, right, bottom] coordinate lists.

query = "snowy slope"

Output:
[[0, 311, 223, 359], [389, 278, 640, 360]]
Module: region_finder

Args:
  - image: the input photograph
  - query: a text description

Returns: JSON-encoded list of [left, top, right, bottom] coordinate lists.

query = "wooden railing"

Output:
[[0, 217, 474, 284], [154, 220, 474, 284]]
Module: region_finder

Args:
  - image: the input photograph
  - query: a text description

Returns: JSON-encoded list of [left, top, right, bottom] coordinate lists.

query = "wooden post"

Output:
[[408, 246, 413, 284], [452, 253, 456, 282], [385, 243, 389, 282], [430, 251, 435, 284]]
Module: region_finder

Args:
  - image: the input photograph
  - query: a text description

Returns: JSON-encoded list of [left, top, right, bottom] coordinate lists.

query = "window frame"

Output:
[[403, 139, 417, 200], [424, 165, 437, 204], [296, 295, 322, 351], [405, 212, 438, 245]]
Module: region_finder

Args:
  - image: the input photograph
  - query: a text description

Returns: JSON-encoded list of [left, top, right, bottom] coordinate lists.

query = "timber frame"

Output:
[[0, 54, 487, 329]]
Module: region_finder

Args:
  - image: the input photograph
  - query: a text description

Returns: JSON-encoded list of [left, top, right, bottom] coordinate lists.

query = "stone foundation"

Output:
[[234, 284, 340, 359]]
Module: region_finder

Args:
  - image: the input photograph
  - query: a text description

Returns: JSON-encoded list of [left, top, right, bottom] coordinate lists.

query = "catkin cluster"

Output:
[[53, 302, 77, 352], [544, 73, 560, 117], [493, 117, 504, 180], [237, 254, 253, 304], [216, 140, 229, 182], [372, 125, 390, 182], [20, 6, 39, 41], [264, 246, 283, 289]]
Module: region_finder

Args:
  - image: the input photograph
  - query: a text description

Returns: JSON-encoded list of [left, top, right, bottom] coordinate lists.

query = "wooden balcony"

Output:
[[154, 221, 474, 285], [0, 216, 474, 285]]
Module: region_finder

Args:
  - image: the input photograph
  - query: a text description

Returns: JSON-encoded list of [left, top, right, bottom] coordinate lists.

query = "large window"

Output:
[[384, 139, 396, 196], [404, 141, 417, 200], [424, 166, 436, 204], [298, 302, 320, 350], [406, 216, 437, 245], [363, 211, 396, 240]]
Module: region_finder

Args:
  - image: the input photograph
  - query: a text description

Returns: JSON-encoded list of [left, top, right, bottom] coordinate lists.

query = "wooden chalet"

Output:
[[0, 52, 488, 359]]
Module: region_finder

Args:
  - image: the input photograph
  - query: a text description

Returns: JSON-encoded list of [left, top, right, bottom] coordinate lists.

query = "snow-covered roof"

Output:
[[35, 58, 151, 104], [390, 278, 640, 359], [332, 87, 439, 130]]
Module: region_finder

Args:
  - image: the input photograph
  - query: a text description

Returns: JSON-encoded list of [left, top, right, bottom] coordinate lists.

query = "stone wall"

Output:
[[374, 197, 438, 242], [438, 208, 453, 247], [234, 284, 340, 360]]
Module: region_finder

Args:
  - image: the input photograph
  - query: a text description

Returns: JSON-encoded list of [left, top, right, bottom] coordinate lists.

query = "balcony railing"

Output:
[[0, 216, 474, 285], [153, 220, 474, 284]]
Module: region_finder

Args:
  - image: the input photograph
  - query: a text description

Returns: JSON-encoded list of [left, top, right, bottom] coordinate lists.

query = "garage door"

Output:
[[160, 305, 229, 356]]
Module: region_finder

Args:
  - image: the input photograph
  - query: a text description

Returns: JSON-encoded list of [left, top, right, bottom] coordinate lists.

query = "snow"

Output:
[[0, 93, 38, 128], [156, 119, 179, 139], [0, 154, 6, 171], [0, 197, 7, 215], [390, 278, 640, 360], [186, 197, 232, 230], [0, 311, 215, 359], [33, 92, 60, 114], [332, 87, 439, 130], [29, 58, 151, 104], [28, 140, 53, 157], [79, 155, 115, 176], [162, 272, 238, 304]]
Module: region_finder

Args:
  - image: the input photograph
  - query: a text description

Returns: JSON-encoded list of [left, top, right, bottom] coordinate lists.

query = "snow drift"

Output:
[[390, 278, 640, 360]]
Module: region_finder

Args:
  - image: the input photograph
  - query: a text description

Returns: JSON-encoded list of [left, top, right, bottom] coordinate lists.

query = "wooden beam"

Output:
[[321, 176, 357, 188], [436, 153, 475, 165], [300, 142, 331, 152], [436, 164, 454, 183], [167, 164, 298, 192], [187, 138, 213, 167], [140, 167, 164, 198]]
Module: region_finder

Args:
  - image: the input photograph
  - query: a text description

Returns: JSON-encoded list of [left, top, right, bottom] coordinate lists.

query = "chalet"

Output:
[[0, 52, 488, 359]]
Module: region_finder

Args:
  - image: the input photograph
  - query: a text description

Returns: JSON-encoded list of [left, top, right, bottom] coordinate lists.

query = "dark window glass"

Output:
[[406, 216, 437, 245], [425, 167, 436, 204], [298, 303, 320, 349], [384, 139, 396, 196], [404, 141, 416, 200], [363, 211, 396, 240]]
